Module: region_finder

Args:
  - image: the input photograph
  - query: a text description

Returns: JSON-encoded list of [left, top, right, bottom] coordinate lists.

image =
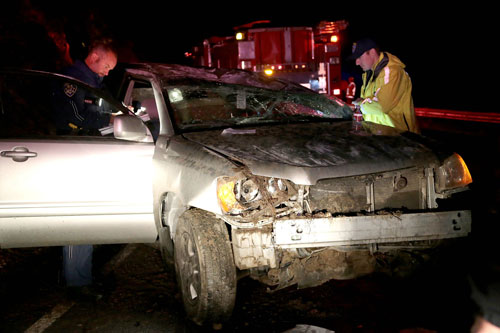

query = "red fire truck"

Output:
[[187, 20, 349, 100]]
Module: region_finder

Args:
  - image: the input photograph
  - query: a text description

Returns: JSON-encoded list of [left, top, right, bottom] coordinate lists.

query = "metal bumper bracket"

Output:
[[273, 210, 471, 248]]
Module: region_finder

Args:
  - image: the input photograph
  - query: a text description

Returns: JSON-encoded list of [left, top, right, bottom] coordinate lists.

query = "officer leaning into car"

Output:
[[56, 38, 118, 298], [53, 38, 119, 135]]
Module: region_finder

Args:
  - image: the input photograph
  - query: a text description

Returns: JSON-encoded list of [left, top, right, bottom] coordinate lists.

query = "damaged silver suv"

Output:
[[1, 65, 472, 326], [113, 64, 472, 325]]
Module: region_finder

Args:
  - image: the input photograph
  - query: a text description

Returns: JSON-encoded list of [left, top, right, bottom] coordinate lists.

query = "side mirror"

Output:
[[113, 115, 153, 143]]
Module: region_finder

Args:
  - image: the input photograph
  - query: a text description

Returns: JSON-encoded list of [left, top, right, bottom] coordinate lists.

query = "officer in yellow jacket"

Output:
[[349, 38, 419, 133]]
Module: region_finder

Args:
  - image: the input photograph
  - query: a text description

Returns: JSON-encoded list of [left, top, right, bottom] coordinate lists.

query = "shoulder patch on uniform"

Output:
[[63, 83, 77, 97]]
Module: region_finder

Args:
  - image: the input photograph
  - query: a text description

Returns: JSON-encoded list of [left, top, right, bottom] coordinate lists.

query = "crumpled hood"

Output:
[[183, 121, 441, 185]]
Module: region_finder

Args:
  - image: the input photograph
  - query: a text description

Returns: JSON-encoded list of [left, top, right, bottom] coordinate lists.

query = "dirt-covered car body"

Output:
[[112, 63, 472, 325]]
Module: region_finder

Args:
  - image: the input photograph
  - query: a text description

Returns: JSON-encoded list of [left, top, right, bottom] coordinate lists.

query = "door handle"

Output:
[[1, 146, 38, 162]]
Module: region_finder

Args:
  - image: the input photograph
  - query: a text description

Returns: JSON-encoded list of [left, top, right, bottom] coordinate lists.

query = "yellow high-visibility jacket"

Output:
[[360, 52, 420, 133]]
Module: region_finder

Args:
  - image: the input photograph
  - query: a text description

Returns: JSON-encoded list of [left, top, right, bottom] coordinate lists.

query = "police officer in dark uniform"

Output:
[[54, 39, 118, 135], [58, 39, 118, 296]]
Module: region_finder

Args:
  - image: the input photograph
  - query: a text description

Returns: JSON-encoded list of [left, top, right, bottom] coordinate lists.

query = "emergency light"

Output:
[[264, 69, 273, 76]]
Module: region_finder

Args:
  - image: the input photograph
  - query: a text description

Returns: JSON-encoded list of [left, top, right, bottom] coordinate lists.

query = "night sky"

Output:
[[2, 1, 492, 111]]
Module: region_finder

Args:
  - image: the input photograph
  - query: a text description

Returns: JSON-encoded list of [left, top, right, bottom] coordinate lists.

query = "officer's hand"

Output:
[[352, 98, 364, 106], [109, 111, 123, 124]]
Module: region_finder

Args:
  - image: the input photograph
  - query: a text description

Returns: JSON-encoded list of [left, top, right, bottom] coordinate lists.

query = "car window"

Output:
[[164, 79, 352, 132], [122, 78, 160, 140], [0, 72, 120, 138]]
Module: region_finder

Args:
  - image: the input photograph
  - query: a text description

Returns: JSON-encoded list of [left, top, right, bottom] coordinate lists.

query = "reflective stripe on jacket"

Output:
[[360, 52, 419, 133]]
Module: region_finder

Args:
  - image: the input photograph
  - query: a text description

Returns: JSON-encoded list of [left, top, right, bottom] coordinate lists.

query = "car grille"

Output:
[[308, 168, 424, 214]]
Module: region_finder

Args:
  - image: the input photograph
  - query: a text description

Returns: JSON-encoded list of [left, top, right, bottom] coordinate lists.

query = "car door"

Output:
[[0, 71, 157, 248]]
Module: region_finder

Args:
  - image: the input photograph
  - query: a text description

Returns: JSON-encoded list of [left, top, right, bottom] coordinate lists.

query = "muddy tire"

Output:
[[174, 209, 237, 325]]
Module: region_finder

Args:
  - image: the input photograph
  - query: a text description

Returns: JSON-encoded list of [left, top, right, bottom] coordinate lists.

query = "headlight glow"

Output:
[[264, 69, 273, 76], [168, 88, 183, 103], [436, 153, 472, 192], [217, 178, 242, 213]]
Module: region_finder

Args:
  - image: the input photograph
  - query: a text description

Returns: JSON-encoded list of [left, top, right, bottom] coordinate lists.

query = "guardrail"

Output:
[[415, 108, 500, 124]]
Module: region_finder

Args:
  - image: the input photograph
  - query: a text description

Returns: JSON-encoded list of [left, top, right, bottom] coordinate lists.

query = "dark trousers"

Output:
[[62, 245, 93, 286]]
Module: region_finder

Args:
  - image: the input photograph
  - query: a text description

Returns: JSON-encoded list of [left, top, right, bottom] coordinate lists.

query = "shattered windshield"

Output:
[[164, 79, 352, 131]]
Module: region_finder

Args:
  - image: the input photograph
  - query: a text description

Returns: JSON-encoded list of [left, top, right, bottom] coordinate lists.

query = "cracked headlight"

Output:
[[435, 153, 472, 192], [216, 176, 290, 215], [238, 178, 261, 203]]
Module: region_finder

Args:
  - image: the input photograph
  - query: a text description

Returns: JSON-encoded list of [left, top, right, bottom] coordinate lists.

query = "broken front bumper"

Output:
[[273, 210, 471, 248], [231, 210, 471, 269]]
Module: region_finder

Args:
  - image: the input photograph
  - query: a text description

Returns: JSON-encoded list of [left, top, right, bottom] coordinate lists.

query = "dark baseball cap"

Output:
[[349, 38, 378, 60]]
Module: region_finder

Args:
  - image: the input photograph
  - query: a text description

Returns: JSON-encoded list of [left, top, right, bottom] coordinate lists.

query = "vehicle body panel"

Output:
[[0, 70, 157, 248], [0, 137, 156, 248]]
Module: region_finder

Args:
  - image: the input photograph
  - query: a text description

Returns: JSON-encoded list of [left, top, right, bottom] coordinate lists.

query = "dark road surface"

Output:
[[0, 241, 479, 333], [1, 119, 498, 333]]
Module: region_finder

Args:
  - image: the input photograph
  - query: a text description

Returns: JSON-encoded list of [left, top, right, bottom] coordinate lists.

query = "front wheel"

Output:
[[174, 209, 237, 325]]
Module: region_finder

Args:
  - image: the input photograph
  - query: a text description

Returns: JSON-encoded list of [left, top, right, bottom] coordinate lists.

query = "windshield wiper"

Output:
[[179, 119, 236, 130], [277, 114, 342, 123]]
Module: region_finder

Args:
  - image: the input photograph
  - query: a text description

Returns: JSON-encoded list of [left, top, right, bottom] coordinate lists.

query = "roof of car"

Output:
[[124, 63, 310, 92]]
